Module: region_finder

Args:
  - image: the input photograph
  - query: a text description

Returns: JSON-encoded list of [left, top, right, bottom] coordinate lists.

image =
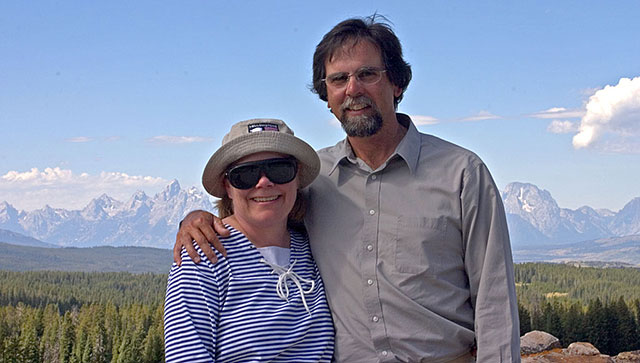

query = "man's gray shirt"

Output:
[[305, 114, 520, 362]]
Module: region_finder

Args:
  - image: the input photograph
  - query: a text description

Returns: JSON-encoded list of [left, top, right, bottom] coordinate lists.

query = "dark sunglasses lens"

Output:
[[228, 165, 261, 189], [264, 160, 297, 184], [227, 159, 297, 189]]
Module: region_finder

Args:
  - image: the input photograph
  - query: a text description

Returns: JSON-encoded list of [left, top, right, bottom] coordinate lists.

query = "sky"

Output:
[[1, 1, 639, 213]]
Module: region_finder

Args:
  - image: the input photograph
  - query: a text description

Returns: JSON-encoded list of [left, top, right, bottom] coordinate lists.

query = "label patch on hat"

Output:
[[248, 123, 279, 133]]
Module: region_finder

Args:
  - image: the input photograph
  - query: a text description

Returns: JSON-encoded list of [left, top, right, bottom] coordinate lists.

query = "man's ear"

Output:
[[394, 85, 402, 98]]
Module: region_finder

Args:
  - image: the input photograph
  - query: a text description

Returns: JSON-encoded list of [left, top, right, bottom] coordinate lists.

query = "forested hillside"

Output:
[[0, 271, 166, 362], [1, 264, 639, 361], [515, 263, 640, 355], [0, 242, 172, 274]]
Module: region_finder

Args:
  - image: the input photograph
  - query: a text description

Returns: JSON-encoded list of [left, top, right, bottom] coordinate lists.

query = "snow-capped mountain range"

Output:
[[502, 182, 640, 247], [1, 180, 639, 251], [0, 180, 214, 249]]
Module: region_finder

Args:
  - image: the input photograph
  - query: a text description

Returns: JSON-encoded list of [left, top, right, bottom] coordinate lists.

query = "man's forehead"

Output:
[[325, 39, 382, 66]]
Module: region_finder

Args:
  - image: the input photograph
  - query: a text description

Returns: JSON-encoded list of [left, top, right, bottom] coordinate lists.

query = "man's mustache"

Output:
[[340, 96, 374, 113]]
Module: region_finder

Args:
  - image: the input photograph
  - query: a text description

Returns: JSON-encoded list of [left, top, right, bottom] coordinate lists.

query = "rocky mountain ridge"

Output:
[[1, 181, 639, 254], [502, 182, 640, 247], [0, 180, 214, 249]]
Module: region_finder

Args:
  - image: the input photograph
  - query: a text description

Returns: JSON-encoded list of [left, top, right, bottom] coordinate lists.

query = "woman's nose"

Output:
[[254, 173, 275, 188]]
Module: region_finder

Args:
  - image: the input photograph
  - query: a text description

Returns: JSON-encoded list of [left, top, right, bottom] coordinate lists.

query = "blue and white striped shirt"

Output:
[[164, 226, 335, 362]]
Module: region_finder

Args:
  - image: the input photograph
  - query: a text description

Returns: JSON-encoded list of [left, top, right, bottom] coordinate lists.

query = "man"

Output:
[[176, 16, 520, 362]]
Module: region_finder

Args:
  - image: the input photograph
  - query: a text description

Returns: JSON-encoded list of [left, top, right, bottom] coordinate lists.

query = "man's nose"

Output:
[[345, 75, 364, 96]]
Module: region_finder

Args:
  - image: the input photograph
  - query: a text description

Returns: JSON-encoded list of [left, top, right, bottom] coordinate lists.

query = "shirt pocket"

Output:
[[394, 216, 448, 275]]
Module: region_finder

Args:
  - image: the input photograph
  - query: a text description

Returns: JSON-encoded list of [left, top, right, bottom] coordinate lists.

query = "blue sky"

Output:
[[1, 1, 639, 212]]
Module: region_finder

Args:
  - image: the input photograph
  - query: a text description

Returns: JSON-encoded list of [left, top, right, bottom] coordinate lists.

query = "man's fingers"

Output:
[[184, 233, 204, 264], [201, 224, 220, 245], [212, 236, 227, 258], [213, 216, 230, 237], [199, 238, 221, 263], [190, 229, 213, 264], [173, 242, 183, 266], [173, 210, 227, 265]]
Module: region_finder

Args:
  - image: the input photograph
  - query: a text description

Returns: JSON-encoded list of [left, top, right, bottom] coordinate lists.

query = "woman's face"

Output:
[[224, 151, 299, 229]]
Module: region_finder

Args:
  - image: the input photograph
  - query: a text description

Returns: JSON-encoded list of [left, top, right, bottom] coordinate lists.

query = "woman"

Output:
[[163, 118, 335, 362]]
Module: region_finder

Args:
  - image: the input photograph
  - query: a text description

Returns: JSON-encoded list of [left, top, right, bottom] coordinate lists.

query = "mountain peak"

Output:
[[0, 202, 23, 230], [157, 180, 182, 201], [619, 197, 640, 213], [502, 182, 559, 215], [0, 201, 18, 214], [80, 193, 122, 220], [133, 190, 148, 198]]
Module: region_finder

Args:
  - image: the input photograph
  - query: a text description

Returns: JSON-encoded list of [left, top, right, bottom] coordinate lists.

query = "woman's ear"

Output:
[[223, 179, 233, 199]]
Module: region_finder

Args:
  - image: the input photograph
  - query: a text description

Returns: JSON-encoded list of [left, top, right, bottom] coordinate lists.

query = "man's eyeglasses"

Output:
[[225, 158, 298, 190], [322, 67, 387, 89]]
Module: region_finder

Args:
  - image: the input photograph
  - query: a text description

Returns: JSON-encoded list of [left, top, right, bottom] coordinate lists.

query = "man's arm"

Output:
[[174, 210, 229, 265], [462, 162, 521, 362]]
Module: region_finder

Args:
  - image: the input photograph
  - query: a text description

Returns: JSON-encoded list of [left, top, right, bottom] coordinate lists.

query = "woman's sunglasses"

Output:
[[225, 157, 298, 190]]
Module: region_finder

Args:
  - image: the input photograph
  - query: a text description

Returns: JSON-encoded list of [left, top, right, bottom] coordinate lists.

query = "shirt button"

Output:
[[366, 244, 373, 251], [372, 315, 379, 322], [367, 279, 374, 285], [369, 209, 375, 215], [371, 174, 377, 180], [382, 350, 388, 356]]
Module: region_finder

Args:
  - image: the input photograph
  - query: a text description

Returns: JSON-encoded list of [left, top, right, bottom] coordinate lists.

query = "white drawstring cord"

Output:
[[260, 259, 315, 314]]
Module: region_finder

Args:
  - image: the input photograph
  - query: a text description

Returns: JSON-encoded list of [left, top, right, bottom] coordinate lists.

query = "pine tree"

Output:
[[518, 303, 531, 334], [613, 296, 639, 352], [18, 308, 41, 362], [58, 311, 75, 363], [539, 301, 564, 342], [142, 304, 164, 363], [561, 301, 584, 345], [1, 334, 21, 363], [39, 304, 61, 363], [585, 298, 615, 355]]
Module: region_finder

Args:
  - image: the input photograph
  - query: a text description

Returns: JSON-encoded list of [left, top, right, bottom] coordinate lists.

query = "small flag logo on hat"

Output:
[[248, 123, 280, 132]]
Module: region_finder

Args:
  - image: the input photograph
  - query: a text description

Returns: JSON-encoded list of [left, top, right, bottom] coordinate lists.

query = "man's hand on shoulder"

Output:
[[174, 210, 229, 265]]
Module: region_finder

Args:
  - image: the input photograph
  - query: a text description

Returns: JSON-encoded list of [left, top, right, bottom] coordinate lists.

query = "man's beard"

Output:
[[338, 96, 383, 137]]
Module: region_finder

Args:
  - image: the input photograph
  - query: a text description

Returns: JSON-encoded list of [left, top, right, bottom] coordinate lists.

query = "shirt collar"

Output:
[[327, 113, 421, 175], [394, 113, 421, 175]]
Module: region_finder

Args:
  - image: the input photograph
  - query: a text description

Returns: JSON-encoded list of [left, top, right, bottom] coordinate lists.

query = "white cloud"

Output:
[[410, 114, 439, 125], [529, 107, 585, 119], [65, 136, 93, 143], [328, 116, 341, 127], [147, 135, 212, 144], [572, 76, 640, 152], [547, 120, 579, 134], [0, 167, 169, 211], [459, 110, 501, 122]]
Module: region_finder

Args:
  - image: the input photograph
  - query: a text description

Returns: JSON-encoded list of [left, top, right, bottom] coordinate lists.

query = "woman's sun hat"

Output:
[[202, 118, 320, 198]]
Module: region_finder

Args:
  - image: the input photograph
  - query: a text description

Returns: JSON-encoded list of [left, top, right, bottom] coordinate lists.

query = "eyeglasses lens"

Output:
[[227, 158, 297, 189], [325, 68, 384, 88]]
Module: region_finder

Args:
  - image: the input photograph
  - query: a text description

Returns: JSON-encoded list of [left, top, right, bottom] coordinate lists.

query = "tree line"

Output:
[[0, 302, 163, 363], [0, 271, 166, 362], [515, 263, 640, 355], [519, 297, 640, 355], [1, 263, 639, 361]]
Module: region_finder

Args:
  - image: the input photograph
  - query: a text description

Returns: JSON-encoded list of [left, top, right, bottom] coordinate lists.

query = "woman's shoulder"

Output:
[[288, 227, 312, 256]]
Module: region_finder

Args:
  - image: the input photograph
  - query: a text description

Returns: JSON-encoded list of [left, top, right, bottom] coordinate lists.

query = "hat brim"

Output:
[[202, 132, 320, 198]]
